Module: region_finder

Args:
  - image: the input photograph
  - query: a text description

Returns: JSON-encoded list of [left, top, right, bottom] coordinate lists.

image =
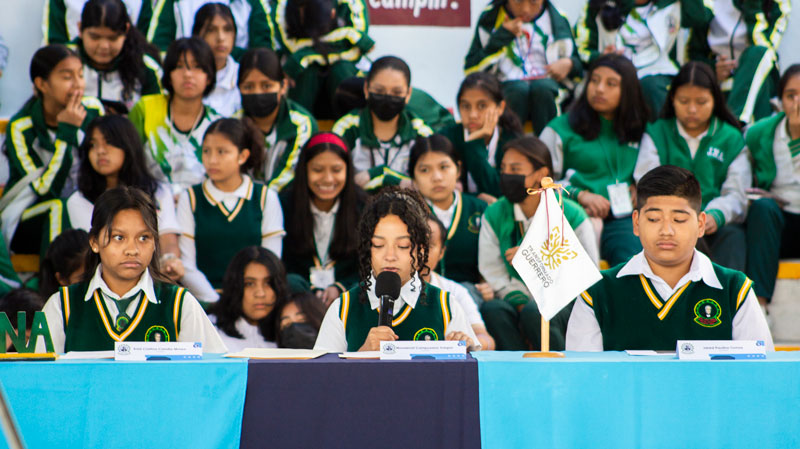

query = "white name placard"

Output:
[[114, 341, 203, 361], [677, 340, 767, 360], [379, 340, 467, 360]]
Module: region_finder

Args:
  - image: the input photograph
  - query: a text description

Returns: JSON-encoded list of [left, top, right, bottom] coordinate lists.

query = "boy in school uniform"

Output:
[[566, 165, 773, 351]]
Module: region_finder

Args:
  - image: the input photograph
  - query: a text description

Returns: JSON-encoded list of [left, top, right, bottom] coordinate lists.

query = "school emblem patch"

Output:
[[694, 299, 722, 328], [413, 328, 438, 341], [145, 325, 170, 342], [467, 212, 482, 234], [115, 315, 130, 332]]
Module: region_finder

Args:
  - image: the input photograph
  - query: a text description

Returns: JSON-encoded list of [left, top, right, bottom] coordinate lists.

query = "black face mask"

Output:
[[501, 173, 529, 203], [367, 93, 406, 121], [241, 92, 279, 118], [280, 322, 318, 349]]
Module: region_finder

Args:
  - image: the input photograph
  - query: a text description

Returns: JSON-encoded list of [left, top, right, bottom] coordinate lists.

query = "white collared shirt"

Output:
[[209, 315, 277, 353], [429, 272, 484, 326], [310, 200, 340, 265], [676, 121, 710, 159], [41, 266, 228, 353], [429, 191, 459, 230], [313, 274, 480, 352], [204, 56, 241, 117], [566, 250, 774, 351]]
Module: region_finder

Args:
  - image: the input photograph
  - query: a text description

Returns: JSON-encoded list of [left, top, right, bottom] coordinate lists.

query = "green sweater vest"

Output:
[[431, 193, 487, 283], [582, 261, 753, 351], [190, 181, 268, 288], [60, 281, 186, 352], [745, 112, 800, 190], [339, 283, 453, 352]]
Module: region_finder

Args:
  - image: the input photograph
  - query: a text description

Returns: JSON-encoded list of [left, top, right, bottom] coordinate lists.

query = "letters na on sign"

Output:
[[0, 312, 55, 353]]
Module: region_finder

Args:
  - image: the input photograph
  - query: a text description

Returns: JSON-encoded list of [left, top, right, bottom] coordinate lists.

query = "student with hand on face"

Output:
[[567, 165, 773, 351]]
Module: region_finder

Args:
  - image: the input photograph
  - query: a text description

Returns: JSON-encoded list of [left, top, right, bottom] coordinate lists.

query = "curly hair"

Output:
[[356, 186, 431, 304]]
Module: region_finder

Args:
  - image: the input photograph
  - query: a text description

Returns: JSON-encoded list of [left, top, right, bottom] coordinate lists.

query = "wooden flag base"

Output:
[[522, 316, 565, 358], [523, 351, 565, 358]]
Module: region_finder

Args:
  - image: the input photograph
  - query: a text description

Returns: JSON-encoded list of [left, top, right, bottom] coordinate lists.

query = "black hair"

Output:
[[661, 61, 741, 130], [356, 186, 430, 304], [367, 56, 411, 87], [161, 37, 217, 96], [80, 0, 161, 102], [285, 0, 335, 61], [502, 135, 553, 175], [0, 288, 45, 350], [285, 132, 364, 262], [192, 2, 237, 40], [209, 246, 289, 341], [203, 118, 265, 173], [589, 0, 626, 31], [408, 134, 461, 178], [274, 291, 326, 347], [568, 53, 649, 143], [29, 44, 80, 97], [426, 213, 447, 248], [778, 64, 800, 98], [85, 186, 168, 282], [38, 229, 90, 299], [237, 47, 285, 86], [635, 165, 702, 212], [78, 115, 159, 203], [456, 72, 523, 135]]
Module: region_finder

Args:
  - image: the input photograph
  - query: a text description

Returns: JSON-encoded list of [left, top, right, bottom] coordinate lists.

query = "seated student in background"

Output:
[[426, 215, 496, 351], [567, 165, 773, 351], [147, 0, 274, 53], [635, 61, 749, 271], [408, 135, 491, 302], [745, 64, 800, 309], [314, 187, 480, 352], [193, 3, 240, 116], [279, 132, 364, 306], [68, 116, 184, 281], [76, 0, 163, 114], [439, 72, 523, 202], [576, 0, 712, 116], [479, 136, 598, 350], [36, 229, 89, 299], [464, 0, 582, 135], [688, 0, 788, 124], [274, 0, 372, 117], [129, 37, 221, 197], [540, 53, 648, 267], [275, 291, 326, 349], [1, 289, 45, 351], [41, 186, 227, 353], [43, 0, 152, 44], [333, 56, 433, 190], [177, 118, 284, 303], [238, 47, 317, 191], [208, 246, 289, 352], [2, 44, 104, 255]]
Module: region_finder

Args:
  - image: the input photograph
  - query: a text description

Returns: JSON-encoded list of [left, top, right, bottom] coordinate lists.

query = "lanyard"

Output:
[[514, 24, 548, 75], [597, 135, 623, 184]]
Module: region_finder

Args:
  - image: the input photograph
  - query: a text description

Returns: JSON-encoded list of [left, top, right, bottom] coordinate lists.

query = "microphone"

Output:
[[375, 271, 401, 327]]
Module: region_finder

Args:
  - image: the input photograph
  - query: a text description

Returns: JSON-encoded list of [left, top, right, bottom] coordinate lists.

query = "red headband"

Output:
[[306, 133, 349, 153]]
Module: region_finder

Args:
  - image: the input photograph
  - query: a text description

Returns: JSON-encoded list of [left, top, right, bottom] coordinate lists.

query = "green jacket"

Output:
[[44, 0, 153, 44], [406, 88, 455, 132], [745, 112, 794, 190]]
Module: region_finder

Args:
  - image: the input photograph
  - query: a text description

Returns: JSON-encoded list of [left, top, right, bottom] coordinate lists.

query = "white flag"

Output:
[[511, 189, 602, 320]]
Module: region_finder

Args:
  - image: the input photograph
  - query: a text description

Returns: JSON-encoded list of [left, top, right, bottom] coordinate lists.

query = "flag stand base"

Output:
[[521, 317, 565, 358], [523, 352, 565, 358]]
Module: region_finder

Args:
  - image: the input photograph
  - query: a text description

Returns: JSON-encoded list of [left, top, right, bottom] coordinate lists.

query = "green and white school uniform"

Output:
[[744, 113, 800, 300], [129, 93, 221, 196], [439, 123, 519, 198], [43, 0, 152, 44], [688, 0, 790, 123], [177, 176, 285, 302], [428, 191, 487, 284], [1, 96, 104, 250], [148, 0, 275, 52], [274, 0, 373, 113], [566, 250, 773, 351], [405, 88, 455, 132], [41, 266, 227, 353], [575, 0, 712, 115], [313, 274, 479, 352], [464, 1, 581, 134], [204, 56, 240, 117], [333, 107, 433, 190]]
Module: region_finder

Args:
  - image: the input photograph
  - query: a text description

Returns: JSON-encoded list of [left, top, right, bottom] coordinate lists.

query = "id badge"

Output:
[[607, 182, 633, 218], [309, 266, 336, 289]]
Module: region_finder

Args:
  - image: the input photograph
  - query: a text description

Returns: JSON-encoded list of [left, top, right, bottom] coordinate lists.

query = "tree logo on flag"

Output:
[[540, 227, 578, 270]]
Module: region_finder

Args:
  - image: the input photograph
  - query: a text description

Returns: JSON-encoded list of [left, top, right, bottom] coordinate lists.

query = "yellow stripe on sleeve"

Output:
[[737, 278, 753, 310]]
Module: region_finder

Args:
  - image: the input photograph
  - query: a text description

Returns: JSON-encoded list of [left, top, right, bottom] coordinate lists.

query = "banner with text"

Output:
[[368, 0, 471, 27]]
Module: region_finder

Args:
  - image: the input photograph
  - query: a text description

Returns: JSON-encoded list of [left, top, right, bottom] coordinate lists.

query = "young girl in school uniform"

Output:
[[129, 37, 221, 197], [238, 47, 317, 191], [279, 132, 365, 306], [193, 3, 240, 116], [41, 186, 227, 353], [439, 72, 523, 201], [1, 44, 104, 255], [333, 56, 434, 191], [68, 115, 184, 280], [44, 0, 152, 44], [539, 53, 648, 267], [208, 246, 289, 352], [177, 118, 284, 303], [76, 0, 163, 114], [635, 61, 749, 271]]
